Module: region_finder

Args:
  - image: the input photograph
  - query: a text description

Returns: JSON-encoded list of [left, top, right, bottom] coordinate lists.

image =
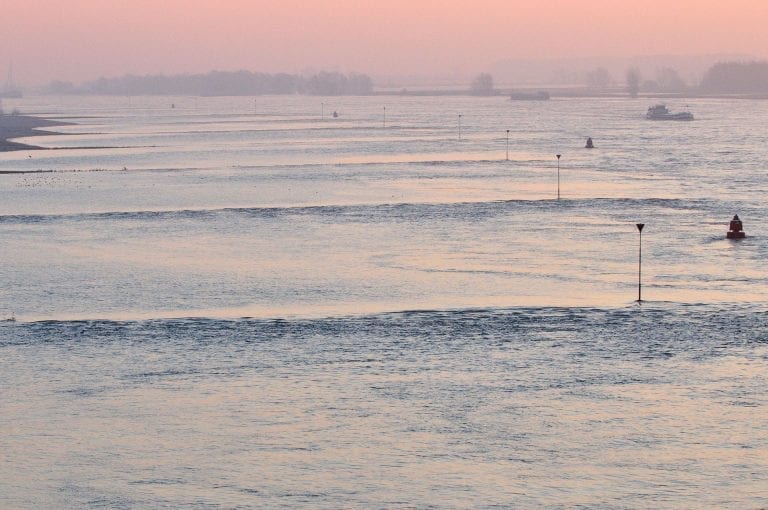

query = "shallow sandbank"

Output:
[[0, 114, 70, 152]]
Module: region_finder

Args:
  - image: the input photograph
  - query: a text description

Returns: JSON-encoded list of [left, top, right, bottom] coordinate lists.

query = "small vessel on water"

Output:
[[726, 215, 746, 239], [646, 104, 693, 121], [509, 90, 550, 101]]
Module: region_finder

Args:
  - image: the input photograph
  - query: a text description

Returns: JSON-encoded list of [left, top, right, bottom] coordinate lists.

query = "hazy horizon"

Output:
[[3, 0, 768, 87]]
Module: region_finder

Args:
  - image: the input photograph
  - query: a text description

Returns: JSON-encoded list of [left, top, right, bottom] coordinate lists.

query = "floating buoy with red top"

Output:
[[726, 214, 746, 239]]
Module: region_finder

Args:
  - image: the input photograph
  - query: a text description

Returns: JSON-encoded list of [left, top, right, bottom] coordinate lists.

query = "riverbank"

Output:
[[0, 114, 68, 151], [373, 87, 768, 100]]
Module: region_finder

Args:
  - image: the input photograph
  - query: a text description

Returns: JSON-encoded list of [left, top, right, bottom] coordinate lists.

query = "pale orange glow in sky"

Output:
[[2, 0, 767, 85]]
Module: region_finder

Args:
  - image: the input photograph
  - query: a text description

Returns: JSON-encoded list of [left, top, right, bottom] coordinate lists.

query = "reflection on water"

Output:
[[1, 95, 768, 507]]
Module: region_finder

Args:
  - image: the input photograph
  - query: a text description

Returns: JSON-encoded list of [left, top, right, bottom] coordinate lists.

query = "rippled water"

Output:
[[1, 95, 767, 508]]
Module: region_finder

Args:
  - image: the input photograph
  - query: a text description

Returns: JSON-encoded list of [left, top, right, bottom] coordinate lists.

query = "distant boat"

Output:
[[509, 90, 550, 101], [646, 104, 693, 121]]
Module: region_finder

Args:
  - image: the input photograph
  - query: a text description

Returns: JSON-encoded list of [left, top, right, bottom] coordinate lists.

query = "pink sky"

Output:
[[2, 0, 767, 85]]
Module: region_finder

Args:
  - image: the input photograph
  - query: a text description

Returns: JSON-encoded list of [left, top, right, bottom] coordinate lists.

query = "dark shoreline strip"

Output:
[[0, 114, 71, 152]]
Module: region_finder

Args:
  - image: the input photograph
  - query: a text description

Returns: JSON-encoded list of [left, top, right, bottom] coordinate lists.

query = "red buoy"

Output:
[[726, 214, 746, 239]]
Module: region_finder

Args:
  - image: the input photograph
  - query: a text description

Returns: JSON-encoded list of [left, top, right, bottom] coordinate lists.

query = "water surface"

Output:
[[1, 95, 767, 508]]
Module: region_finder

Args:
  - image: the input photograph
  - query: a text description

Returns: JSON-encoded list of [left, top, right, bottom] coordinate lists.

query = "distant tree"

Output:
[[301, 71, 374, 95], [43, 80, 77, 94], [655, 67, 686, 92], [586, 67, 611, 89], [347, 73, 374, 95], [700, 61, 768, 94], [470, 73, 495, 96], [303, 71, 347, 95], [626, 68, 641, 98], [269, 73, 299, 94]]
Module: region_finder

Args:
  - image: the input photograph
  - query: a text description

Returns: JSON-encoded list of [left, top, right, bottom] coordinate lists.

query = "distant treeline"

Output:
[[44, 70, 374, 96], [699, 61, 768, 94], [40, 61, 768, 97]]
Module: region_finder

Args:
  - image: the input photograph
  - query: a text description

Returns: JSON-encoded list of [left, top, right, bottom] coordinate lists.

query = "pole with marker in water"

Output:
[[636, 223, 645, 302]]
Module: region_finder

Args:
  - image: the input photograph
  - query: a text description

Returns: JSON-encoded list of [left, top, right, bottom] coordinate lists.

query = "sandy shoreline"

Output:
[[0, 114, 69, 152]]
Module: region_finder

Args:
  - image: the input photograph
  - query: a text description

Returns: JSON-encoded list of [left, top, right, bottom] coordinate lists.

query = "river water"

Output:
[[1, 95, 767, 508]]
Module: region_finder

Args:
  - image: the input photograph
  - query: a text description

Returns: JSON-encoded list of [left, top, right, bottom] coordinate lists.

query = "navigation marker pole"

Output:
[[556, 154, 561, 200], [506, 130, 510, 161], [636, 223, 645, 302]]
